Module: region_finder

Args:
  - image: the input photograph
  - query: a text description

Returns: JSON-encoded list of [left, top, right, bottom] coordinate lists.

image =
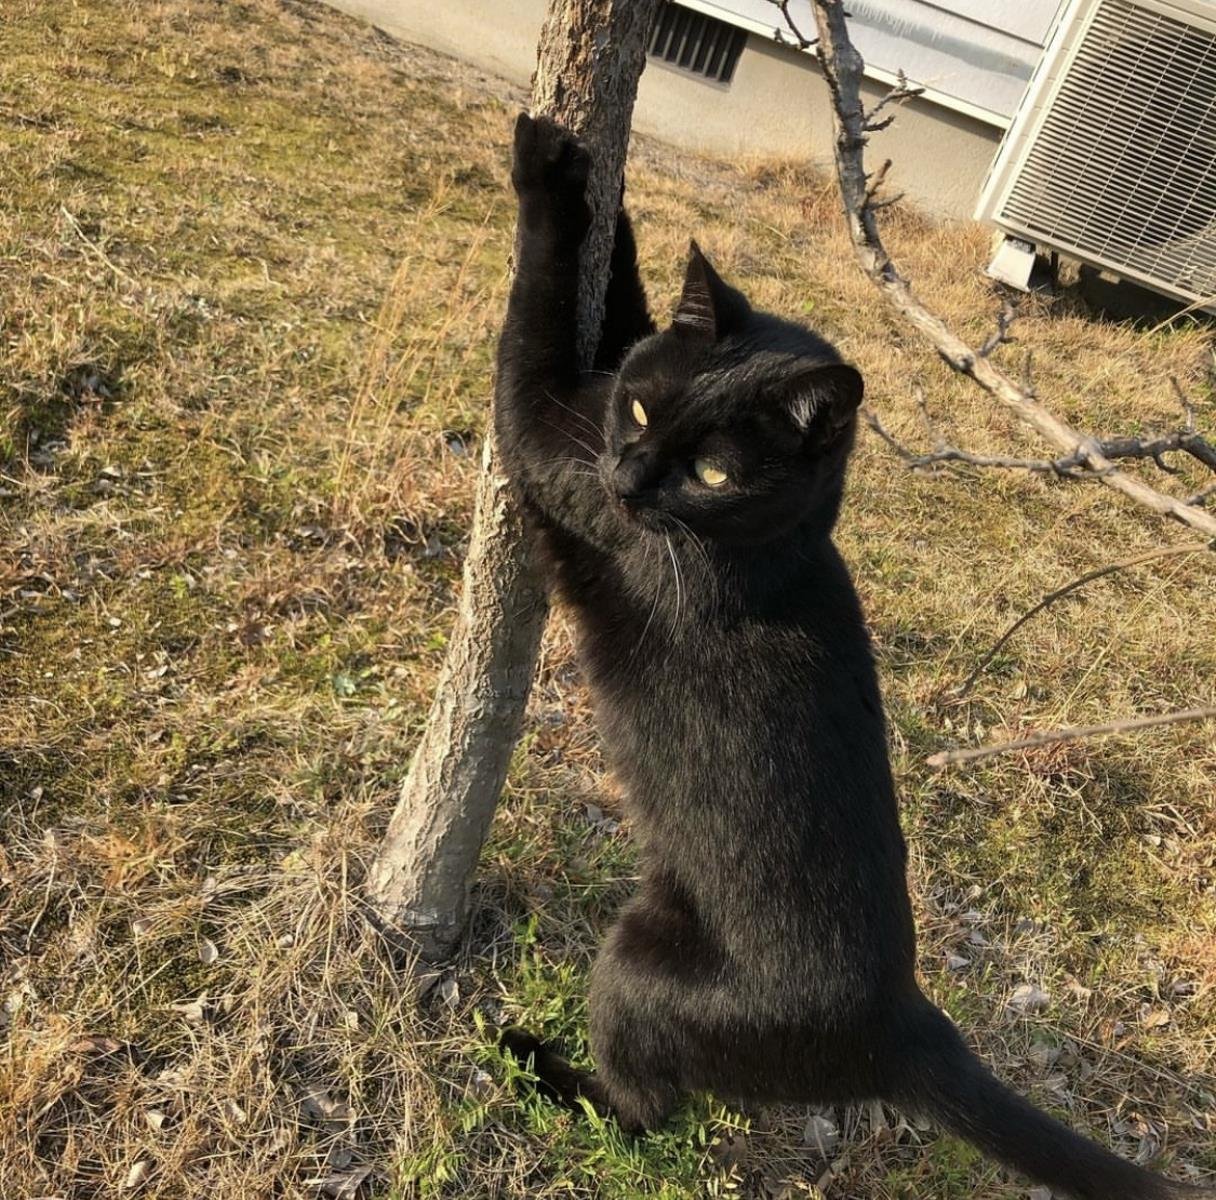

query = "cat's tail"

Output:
[[889, 998, 1211, 1200]]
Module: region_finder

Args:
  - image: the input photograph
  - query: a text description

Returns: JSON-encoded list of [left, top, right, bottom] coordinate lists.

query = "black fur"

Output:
[[494, 112, 1210, 1200]]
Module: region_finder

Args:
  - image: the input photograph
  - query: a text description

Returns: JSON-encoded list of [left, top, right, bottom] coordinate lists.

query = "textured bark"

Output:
[[531, 0, 661, 367], [367, 0, 659, 962]]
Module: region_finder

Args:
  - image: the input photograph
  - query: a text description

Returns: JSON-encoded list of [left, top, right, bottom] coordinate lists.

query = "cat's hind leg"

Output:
[[594, 205, 656, 373], [498, 1009, 679, 1135], [498, 1026, 606, 1113]]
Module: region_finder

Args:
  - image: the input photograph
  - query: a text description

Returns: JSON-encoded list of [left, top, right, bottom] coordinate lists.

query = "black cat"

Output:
[[494, 112, 1209, 1200]]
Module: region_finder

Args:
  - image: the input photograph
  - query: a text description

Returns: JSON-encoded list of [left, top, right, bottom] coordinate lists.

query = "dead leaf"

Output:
[[123, 1161, 151, 1190], [145, 1109, 168, 1132], [70, 1035, 124, 1055], [299, 1085, 354, 1129], [310, 1165, 371, 1198], [1007, 983, 1050, 1015], [1027, 1040, 1061, 1070], [711, 1131, 749, 1171], [437, 977, 459, 1009], [169, 995, 208, 1024], [803, 1113, 840, 1157], [1140, 1006, 1171, 1029], [198, 938, 219, 966]]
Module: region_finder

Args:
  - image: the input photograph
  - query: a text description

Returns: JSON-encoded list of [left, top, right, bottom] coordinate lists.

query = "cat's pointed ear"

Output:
[[784, 363, 864, 449], [672, 241, 745, 343]]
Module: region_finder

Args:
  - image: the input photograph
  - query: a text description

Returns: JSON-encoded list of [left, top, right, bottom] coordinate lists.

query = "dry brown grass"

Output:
[[1, 1, 1214, 1197]]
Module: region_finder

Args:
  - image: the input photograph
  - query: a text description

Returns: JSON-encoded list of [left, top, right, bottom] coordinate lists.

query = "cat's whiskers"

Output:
[[667, 514, 719, 620], [538, 417, 603, 466], [542, 391, 604, 441], [628, 539, 664, 665], [541, 454, 599, 472], [664, 534, 685, 630]]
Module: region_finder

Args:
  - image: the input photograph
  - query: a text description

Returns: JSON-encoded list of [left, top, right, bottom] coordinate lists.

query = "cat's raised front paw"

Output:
[[511, 112, 591, 205]]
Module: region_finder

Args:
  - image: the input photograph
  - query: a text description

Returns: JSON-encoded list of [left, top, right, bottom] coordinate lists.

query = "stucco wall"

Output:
[[330, 0, 1002, 219]]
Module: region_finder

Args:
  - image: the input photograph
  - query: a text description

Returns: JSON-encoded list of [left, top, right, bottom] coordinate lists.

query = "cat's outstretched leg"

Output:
[[496, 114, 590, 417], [495, 113, 608, 493], [586, 974, 683, 1133], [499, 887, 695, 1135]]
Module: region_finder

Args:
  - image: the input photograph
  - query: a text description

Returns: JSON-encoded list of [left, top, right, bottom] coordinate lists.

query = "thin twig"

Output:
[[59, 205, 138, 287], [863, 70, 923, 132], [863, 159, 892, 209], [767, 0, 816, 48], [863, 405, 1216, 480], [1186, 480, 1216, 507], [956, 542, 1214, 697], [979, 297, 1019, 358], [797, 0, 1216, 538], [861, 406, 1085, 475], [927, 705, 1216, 769]]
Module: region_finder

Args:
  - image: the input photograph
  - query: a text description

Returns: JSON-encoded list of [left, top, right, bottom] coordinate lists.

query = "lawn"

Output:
[[1, 1, 1214, 1197]]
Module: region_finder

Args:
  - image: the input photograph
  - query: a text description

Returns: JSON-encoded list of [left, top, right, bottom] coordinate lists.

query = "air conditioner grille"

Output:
[[999, 0, 1216, 300]]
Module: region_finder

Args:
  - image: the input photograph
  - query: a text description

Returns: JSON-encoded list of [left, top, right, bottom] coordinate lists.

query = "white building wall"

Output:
[[329, 0, 1014, 218]]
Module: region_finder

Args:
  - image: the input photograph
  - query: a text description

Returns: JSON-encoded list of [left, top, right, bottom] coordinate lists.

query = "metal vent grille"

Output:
[[648, 2, 747, 85], [999, 0, 1216, 301]]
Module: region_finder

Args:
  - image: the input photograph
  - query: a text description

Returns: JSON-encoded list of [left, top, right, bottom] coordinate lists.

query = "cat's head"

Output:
[[601, 242, 863, 546]]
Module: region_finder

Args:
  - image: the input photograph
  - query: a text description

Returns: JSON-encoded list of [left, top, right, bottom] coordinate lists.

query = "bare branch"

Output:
[[863, 399, 1216, 487], [863, 70, 923, 132], [801, 0, 1216, 538], [1186, 480, 1216, 508], [863, 159, 892, 209], [927, 705, 1216, 769], [767, 0, 817, 48], [978, 297, 1019, 358], [956, 542, 1214, 697], [861, 406, 1087, 475]]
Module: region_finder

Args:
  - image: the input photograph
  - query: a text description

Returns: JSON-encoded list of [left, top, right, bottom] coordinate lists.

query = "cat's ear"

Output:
[[672, 241, 745, 343], [784, 363, 864, 449]]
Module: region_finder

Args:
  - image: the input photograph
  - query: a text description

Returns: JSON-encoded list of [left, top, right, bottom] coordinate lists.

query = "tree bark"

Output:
[[367, 0, 659, 963]]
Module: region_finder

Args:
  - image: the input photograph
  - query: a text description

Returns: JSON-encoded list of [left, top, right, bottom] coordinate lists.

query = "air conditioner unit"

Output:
[[976, 0, 1216, 313]]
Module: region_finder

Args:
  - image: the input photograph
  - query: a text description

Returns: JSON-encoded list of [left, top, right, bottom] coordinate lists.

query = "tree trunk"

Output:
[[367, 0, 659, 963]]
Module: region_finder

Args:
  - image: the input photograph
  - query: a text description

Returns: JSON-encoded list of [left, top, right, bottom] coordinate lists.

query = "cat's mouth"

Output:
[[611, 494, 673, 534]]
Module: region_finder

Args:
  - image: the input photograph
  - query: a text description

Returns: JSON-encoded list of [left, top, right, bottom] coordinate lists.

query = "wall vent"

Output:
[[648, 2, 747, 86], [976, 0, 1216, 311]]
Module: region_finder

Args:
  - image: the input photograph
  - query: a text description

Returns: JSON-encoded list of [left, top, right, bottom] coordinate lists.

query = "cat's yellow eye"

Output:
[[631, 399, 648, 428], [694, 459, 729, 488]]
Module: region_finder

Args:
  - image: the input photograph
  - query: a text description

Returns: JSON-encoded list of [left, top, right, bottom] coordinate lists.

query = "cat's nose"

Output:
[[612, 453, 655, 504]]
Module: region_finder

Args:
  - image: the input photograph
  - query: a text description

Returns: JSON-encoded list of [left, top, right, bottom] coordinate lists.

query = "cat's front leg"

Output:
[[495, 113, 608, 527], [498, 113, 591, 404]]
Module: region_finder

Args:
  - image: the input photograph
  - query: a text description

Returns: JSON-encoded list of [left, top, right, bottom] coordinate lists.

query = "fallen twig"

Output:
[[956, 541, 1214, 697], [927, 705, 1216, 769]]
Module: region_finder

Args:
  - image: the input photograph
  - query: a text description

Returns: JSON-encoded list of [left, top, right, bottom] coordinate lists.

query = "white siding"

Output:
[[685, 0, 1064, 122]]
